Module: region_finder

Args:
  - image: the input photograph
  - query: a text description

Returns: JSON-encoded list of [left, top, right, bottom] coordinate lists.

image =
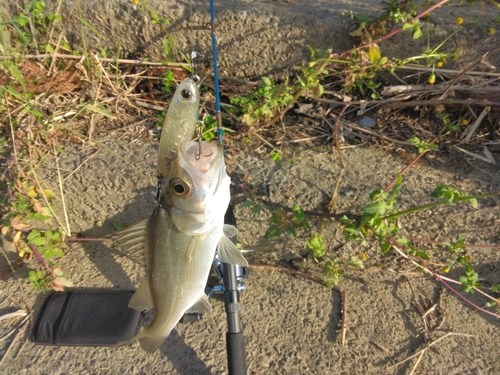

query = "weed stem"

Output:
[[381, 192, 500, 221]]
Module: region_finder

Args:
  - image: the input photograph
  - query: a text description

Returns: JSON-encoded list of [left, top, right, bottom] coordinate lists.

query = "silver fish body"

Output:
[[117, 141, 247, 353], [156, 78, 200, 178]]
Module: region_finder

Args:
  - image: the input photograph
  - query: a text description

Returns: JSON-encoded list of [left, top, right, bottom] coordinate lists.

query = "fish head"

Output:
[[165, 141, 230, 235], [171, 78, 200, 112]]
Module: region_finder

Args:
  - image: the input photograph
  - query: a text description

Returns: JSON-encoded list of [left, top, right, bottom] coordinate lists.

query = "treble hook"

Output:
[[195, 121, 213, 161]]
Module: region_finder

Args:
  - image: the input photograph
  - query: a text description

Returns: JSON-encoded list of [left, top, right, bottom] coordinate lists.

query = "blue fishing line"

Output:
[[210, 0, 223, 145]]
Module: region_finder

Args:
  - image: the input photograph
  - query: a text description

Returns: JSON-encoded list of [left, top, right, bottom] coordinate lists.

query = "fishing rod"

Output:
[[210, 0, 223, 146], [210, 1, 248, 374]]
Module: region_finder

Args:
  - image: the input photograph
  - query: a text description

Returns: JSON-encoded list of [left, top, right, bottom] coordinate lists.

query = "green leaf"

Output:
[[240, 200, 254, 209], [369, 189, 388, 202], [8, 64, 26, 92], [264, 225, 282, 240], [467, 198, 477, 208], [262, 77, 272, 86], [413, 28, 423, 39], [80, 18, 103, 38], [56, 146, 68, 157], [270, 151, 281, 161], [30, 236, 46, 246], [52, 248, 65, 258], [402, 23, 413, 30], [396, 236, 409, 245], [363, 201, 387, 215], [113, 222, 125, 231], [339, 215, 353, 224], [417, 251, 430, 260], [380, 241, 391, 254], [430, 184, 460, 203], [253, 204, 263, 214], [27, 230, 41, 241], [346, 256, 364, 269], [306, 234, 326, 260], [85, 104, 116, 119]]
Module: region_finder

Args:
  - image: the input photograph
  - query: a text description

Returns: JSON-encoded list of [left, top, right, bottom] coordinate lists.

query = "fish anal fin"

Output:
[[113, 330, 141, 349], [114, 329, 167, 354], [185, 294, 212, 314], [217, 234, 248, 267], [139, 334, 167, 353], [129, 278, 154, 311]]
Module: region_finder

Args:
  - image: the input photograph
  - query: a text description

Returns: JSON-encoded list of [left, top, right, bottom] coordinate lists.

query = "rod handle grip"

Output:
[[226, 332, 247, 375]]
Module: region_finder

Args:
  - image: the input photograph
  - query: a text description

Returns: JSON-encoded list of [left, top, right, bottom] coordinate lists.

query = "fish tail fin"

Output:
[[138, 333, 168, 353]]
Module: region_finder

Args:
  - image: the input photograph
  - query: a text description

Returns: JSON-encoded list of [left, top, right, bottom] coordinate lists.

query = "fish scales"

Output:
[[138, 204, 219, 352]]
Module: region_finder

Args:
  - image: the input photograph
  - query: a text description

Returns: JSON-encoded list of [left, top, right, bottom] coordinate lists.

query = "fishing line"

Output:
[[209, 0, 223, 146]]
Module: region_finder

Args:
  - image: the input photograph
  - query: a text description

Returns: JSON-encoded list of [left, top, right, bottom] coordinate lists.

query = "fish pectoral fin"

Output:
[[116, 219, 148, 265], [223, 224, 239, 238], [217, 234, 249, 267], [129, 278, 154, 311], [185, 294, 212, 314]]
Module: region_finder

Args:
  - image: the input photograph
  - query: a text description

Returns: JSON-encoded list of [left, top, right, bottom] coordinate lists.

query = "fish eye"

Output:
[[180, 89, 191, 100], [169, 178, 190, 197]]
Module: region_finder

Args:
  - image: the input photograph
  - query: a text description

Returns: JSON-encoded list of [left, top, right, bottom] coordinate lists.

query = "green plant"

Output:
[[265, 205, 309, 239], [3, 178, 71, 291], [239, 200, 309, 240], [459, 263, 480, 293], [161, 69, 176, 93], [6, 1, 62, 51], [230, 77, 293, 125], [161, 36, 178, 60], [324, 259, 344, 288], [306, 233, 326, 261], [335, 174, 499, 310], [200, 114, 218, 142], [270, 150, 281, 161], [406, 137, 438, 153]]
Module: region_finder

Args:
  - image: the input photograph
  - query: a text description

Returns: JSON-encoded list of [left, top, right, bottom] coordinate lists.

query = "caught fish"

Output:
[[116, 140, 247, 353], [156, 77, 200, 178]]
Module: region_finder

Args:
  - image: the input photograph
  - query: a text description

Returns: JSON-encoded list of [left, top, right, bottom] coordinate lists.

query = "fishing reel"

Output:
[[210, 254, 249, 296], [179, 253, 249, 323]]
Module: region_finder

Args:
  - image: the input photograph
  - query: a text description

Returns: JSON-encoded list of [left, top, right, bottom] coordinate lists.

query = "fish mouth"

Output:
[[180, 141, 222, 178]]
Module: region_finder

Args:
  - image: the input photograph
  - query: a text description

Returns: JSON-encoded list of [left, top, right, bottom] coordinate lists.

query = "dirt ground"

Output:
[[1, 0, 500, 374], [1, 137, 499, 375]]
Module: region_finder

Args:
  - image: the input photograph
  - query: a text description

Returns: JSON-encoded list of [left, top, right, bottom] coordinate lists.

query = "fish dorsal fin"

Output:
[[223, 224, 238, 238], [185, 294, 212, 314], [129, 278, 154, 312], [116, 219, 148, 266], [217, 234, 248, 267]]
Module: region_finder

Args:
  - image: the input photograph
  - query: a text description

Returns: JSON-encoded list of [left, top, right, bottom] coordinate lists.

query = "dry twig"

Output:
[[387, 332, 476, 370]]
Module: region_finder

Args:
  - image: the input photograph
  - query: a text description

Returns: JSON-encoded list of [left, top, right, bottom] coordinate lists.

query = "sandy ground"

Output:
[[1, 138, 499, 375]]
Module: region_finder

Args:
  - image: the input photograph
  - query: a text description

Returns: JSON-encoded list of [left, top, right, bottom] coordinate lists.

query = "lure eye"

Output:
[[180, 89, 191, 100], [169, 178, 190, 197]]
